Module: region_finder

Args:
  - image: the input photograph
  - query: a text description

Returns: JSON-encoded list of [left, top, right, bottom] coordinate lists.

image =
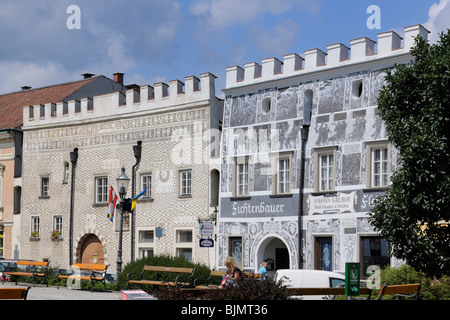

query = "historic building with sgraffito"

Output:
[[20, 72, 222, 271], [218, 25, 429, 276]]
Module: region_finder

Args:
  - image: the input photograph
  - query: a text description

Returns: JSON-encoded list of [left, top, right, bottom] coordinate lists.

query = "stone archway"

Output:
[[78, 234, 105, 264], [256, 236, 290, 278]]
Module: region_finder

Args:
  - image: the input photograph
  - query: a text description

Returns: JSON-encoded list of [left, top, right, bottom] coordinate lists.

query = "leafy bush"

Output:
[[378, 265, 450, 300], [203, 275, 290, 300]]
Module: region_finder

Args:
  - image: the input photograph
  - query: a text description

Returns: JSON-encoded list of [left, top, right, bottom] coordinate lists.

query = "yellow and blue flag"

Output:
[[130, 186, 149, 211]]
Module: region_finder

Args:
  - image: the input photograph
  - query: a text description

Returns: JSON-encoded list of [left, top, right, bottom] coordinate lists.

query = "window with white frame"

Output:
[[234, 157, 249, 197], [273, 154, 291, 194], [41, 176, 50, 197], [179, 170, 192, 197], [138, 230, 154, 258], [366, 142, 390, 189], [175, 229, 193, 262], [31, 216, 40, 238], [141, 174, 152, 198], [314, 147, 337, 192], [95, 177, 108, 203], [53, 215, 63, 239]]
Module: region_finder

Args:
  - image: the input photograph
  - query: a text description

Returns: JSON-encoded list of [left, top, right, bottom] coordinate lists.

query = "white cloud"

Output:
[[424, 0, 450, 43], [0, 61, 75, 93], [189, 0, 318, 31], [0, 0, 182, 91], [252, 19, 301, 57]]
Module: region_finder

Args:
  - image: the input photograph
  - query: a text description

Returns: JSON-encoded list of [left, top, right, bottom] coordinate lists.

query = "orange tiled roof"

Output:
[[0, 77, 97, 129]]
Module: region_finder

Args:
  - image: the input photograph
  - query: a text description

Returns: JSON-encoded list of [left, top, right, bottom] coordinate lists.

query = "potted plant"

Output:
[[31, 230, 39, 239], [51, 230, 61, 240]]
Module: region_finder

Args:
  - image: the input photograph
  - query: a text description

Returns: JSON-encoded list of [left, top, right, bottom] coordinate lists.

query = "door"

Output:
[[80, 234, 104, 264], [275, 248, 289, 270]]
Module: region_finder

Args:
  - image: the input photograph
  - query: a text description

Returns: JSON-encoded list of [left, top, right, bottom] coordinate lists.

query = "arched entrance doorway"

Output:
[[256, 236, 290, 278], [78, 234, 105, 264]]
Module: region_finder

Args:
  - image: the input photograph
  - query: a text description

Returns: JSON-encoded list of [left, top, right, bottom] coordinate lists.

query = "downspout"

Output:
[[131, 141, 142, 262], [69, 148, 78, 265], [298, 126, 309, 269]]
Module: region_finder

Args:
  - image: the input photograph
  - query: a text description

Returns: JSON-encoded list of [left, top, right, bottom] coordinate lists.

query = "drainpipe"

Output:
[[69, 148, 78, 265], [131, 141, 142, 262], [298, 126, 309, 269]]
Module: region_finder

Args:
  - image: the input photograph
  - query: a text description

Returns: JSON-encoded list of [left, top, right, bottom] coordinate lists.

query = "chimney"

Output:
[[81, 73, 95, 79], [21, 86, 32, 91], [113, 73, 124, 85]]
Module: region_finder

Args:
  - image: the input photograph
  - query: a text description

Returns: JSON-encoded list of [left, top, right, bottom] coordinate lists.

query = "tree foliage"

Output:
[[368, 30, 450, 278]]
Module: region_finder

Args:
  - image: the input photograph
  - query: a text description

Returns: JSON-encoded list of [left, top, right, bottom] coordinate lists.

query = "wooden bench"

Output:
[[1, 261, 50, 287], [127, 266, 196, 289], [375, 283, 422, 300], [287, 287, 373, 299], [194, 270, 263, 287], [0, 286, 31, 300], [57, 263, 109, 292]]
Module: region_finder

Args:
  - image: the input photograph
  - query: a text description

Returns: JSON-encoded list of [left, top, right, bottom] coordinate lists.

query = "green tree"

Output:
[[368, 30, 450, 278]]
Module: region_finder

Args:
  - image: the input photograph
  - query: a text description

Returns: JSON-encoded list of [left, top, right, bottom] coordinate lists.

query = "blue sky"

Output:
[[0, 0, 448, 97]]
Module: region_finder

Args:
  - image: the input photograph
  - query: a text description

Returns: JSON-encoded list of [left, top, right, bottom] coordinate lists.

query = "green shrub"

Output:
[[378, 265, 450, 300], [204, 275, 290, 300]]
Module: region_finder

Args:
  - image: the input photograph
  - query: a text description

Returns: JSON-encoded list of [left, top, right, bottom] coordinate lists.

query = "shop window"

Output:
[[360, 236, 390, 277], [315, 237, 333, 271]]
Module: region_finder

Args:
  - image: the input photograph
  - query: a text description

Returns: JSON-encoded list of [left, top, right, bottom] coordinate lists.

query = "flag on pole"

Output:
[[107, 186, 118, 222], [130, 186, 149, 211]]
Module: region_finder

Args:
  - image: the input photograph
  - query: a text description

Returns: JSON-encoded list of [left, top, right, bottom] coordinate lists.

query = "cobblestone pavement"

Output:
[[1, 282, 122, 300]]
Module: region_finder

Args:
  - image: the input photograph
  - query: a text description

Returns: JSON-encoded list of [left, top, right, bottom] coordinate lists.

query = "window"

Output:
[[360, 236, 390, 277], [53, 216, 63, 239], [228, 237, 243, 269], [315, 237, 333, 271], [141, 174, 152, 198], [41, 176, 50, 197], [175, 229, 193, 262], [0, 231, 3, 258], [234, 157, 249, 197], [275, 156, 291, 194], [366, 142, 390, 189], [31, 216, 40, 238], [138, 230, 154, 259], [314, 147, 337, 192], [179, 170, 192, 197], [95, 177, 108, 203], [320, 154, 334, 191], [0, 165, 3, 208]]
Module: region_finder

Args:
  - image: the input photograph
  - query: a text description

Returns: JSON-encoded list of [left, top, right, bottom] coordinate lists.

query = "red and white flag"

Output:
[[107, 186, 118, 222]]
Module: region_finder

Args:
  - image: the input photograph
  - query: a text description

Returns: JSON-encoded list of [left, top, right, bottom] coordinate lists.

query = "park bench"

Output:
[[375, 283, 422, 300], [194, 270, 263, 287], [0, 286, 31, 300], [57, 263, 109, 292], [127, 266, 196, 289], [287, 286, 373, 299], [1, 260, 50, 287]]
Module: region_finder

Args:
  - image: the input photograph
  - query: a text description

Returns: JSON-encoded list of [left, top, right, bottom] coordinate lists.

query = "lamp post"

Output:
[[116, 167, 130, 274]]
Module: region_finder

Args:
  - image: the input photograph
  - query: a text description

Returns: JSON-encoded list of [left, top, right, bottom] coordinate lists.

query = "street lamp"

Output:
[[116, 166, 130, 274]]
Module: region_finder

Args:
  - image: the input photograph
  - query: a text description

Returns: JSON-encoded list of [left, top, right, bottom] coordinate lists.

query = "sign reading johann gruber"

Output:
[[220, 194, 299, 218]]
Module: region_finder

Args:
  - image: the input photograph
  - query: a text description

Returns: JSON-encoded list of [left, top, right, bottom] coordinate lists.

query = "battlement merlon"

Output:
[[226, 24, 429, 88], [22, 72, 217, 128]]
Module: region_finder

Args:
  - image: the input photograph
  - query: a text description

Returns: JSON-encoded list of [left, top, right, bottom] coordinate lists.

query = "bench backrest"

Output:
[[17, 261, 48, 267], [143, 266, 194, 274], [72, 263, 108, 271], [0, 287, 29, 300], [379, 283, 421, 296]]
